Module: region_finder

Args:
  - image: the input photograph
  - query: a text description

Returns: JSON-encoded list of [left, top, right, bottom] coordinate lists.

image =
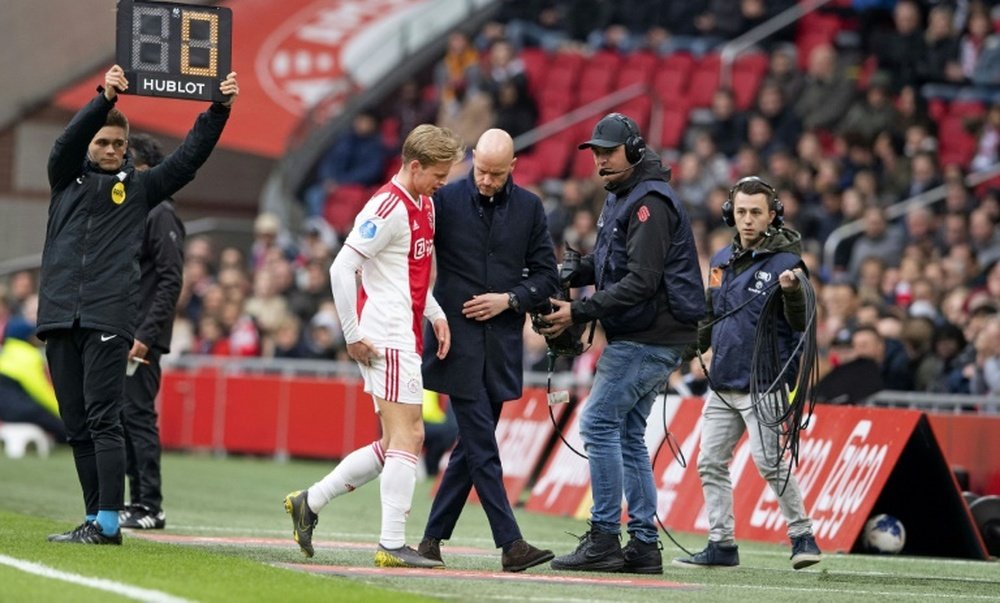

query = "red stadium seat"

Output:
[[531, 138, 573, 179], [937, 115, 977, 168], [658, 106, 689, 150], [540, 65, 579, 96], [570, 146, 598, 179], [686, 62, 721, 109], [520, 47, 550, 96], [734, 52, 769, 76], [588, 50, 622, 73], [577, 68, 616, 104], [614, 97, 652, 132], [512, 154, 544, 186], [324, 184, 372, 235], [928, 98, 949, 123], [652, 64, 692, 103], [949, 99, 987, 119], [549, 51, 585, 77], [731, 69, 764, 110]]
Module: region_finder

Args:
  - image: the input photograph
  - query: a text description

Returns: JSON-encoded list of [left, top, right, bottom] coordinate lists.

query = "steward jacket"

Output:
[[423, 169, 558, 401], [701, 227, 808, 391], [569, 155, 703, 345], [37, 92, 229, 342], [0, 337, 59, 417], [136, 200, 185, 353]]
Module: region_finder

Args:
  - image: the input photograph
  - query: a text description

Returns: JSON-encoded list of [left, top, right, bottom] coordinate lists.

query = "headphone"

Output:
[[610, 113, 646, 165], [722, 176, 783, 228]]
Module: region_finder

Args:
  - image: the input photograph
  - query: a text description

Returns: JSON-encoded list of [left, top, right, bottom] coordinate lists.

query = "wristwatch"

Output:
[[507, 291, 521, 312]]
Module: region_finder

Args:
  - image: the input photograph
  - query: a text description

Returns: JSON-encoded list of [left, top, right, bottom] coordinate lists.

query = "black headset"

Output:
[[722, 176, 784, 228], [610, 113, 646, 165]]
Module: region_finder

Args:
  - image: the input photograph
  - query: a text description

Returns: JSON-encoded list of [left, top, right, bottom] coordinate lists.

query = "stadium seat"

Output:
[[658, 106, 689, 151], [616, 51, 657, 89], [686, 60, 722, 109], [733, 52, 769, 76], [928, 98, 949, 123], [588, 50, 622, 73], [796, 13, 841, 69], [532, 139, 572, 179], [949, 99, 986, 119], [520, 47, 550, 96], [324, 184, 373, 235], [937, 115, 977, 168], [540, 65, 578, 97], [614, 97, 652, 132], [512, 154, 545, 186], [549, 51, 585, 77], [577, 68, 616, 104], [652, 62, 692, 103], [538, 87, 575, 121], [731, 69, 764, 110], [570, 147, 598, 179]]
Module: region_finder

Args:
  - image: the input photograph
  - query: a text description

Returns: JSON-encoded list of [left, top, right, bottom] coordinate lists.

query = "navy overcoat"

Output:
[[422, 169, 558, 401]]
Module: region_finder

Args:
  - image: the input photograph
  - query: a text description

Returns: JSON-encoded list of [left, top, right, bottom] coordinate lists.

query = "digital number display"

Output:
[[115, 0, 232, 102]]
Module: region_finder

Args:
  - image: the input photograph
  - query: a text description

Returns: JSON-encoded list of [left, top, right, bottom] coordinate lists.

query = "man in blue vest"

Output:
[[540, 113, 704, 574], [672, 176, 822, 570], [417, 129, 559, 572]]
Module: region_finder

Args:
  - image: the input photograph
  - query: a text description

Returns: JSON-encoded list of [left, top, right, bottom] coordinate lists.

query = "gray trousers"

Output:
[[697, 390, 813, 544]]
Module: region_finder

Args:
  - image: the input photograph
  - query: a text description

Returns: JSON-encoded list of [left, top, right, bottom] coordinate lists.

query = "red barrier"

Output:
[[926, 414, 1000, 496], [158, 368, 380, 459]]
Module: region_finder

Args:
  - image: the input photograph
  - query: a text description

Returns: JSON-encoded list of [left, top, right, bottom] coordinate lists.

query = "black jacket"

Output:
[[37, 92, 229, 341], [136, 200, 185, 353], [569, 155, 701, 346]]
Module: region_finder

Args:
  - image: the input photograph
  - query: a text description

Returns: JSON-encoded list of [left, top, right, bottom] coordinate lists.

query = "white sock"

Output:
[[379, 449, 418, 549], [308, 441, 385, 514]]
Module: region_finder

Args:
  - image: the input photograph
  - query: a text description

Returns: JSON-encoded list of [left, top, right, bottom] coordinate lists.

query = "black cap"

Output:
[[578, 113, 637, 150]]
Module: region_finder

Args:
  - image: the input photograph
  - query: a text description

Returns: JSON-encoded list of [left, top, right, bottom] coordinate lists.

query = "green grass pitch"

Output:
[[1, 448, 997, 602]]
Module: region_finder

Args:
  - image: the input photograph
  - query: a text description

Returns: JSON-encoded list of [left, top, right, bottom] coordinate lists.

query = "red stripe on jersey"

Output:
[[376, 196, 400, 219], [402, 195, 435, 354]]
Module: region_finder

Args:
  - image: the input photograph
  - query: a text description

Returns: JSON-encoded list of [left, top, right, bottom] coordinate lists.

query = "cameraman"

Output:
[[417, 129, 558, 572], [541, 113, 704, 574]]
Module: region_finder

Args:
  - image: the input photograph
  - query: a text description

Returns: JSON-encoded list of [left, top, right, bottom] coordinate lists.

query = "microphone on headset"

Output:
[[598, 153, 644, 176]]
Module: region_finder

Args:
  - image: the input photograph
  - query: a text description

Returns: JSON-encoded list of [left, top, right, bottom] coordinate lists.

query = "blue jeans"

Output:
[[580, 340, 683, 543]]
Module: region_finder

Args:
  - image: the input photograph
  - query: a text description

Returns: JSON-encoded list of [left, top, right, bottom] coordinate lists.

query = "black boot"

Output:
[[550, 525, 624, 572], [622, 536, 663, 574]]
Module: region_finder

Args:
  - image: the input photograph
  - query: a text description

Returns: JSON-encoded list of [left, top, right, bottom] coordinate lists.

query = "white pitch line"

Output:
[[0, 554, 194, 603], [716, 582, 1000, 601]]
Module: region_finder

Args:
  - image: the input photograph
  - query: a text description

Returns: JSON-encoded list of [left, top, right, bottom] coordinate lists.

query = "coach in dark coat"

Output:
[[419, 129, 558, 572]]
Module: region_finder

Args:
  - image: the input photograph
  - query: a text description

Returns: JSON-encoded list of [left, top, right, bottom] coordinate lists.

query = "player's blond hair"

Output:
[[401, 124, 464, 167]]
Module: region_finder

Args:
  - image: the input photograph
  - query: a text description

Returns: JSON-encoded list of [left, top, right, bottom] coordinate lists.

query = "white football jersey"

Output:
[[341, 178, 435, 354]]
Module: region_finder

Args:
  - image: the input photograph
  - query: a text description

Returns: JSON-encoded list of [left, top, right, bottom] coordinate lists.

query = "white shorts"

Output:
[[359, 347, 423, 405]]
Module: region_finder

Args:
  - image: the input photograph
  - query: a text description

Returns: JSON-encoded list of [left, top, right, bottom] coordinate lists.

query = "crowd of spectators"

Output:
[[2, 0, 1000, 401]]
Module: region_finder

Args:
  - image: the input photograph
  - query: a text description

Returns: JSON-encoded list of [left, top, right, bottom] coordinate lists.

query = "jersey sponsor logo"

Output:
[[111, 182, 126, 205], [637, 205, 650, 222], [359, 219, 377, 239], [413, 237, 433, 260]]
